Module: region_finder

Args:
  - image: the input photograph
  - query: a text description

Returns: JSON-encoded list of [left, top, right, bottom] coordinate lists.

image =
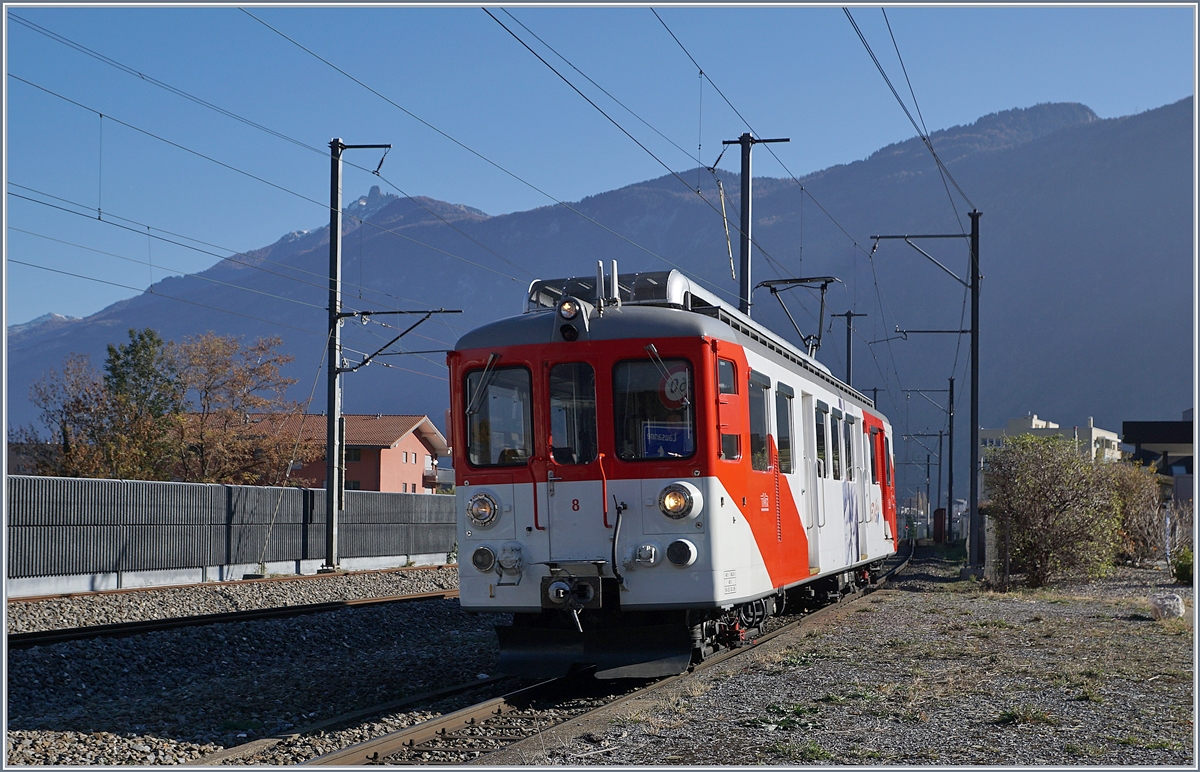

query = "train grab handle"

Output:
[[528, 456, 546, 531], [599, 452, 611, 528]]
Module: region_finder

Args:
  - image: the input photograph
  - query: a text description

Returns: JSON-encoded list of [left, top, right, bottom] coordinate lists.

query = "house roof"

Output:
[[252, 414, 449, 454]]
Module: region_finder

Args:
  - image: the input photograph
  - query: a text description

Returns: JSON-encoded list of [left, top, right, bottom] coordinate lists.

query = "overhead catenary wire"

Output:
[[8, 185, 462, 351], [5, 12, 533, 283], [486, 9, 797, 293], [7, 258, 325, 337], [241, 8, 710, 297], [650, 8, 907, 411], [842, 7, 975, 212], [8, 74, 523, 283]]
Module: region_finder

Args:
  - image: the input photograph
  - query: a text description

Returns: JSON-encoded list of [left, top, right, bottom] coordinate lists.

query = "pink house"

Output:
[[291, 414, 450, 493]]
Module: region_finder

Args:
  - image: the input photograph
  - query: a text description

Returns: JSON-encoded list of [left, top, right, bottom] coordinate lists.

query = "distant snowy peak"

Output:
[[345, 185, 398, 222], [7, 312, 80, 338]]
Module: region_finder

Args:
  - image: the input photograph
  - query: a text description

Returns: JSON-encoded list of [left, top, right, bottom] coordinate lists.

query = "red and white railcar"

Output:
[[447, 267, 897, 678]]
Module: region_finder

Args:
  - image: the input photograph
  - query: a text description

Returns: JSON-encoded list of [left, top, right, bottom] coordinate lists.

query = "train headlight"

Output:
[[558, 299, 581, 320], [466, 492, 500, 527], [658, 482, 701, 519], [471, 545, 496, 573], [666, 539, 698, 567]]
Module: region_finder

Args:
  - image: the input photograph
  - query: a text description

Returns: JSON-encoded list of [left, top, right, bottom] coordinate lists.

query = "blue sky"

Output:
[[4, 3, 1195, 326]]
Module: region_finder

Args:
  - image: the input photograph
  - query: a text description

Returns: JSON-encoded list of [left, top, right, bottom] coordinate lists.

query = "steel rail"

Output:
[[7, 589, 459, 649], [307, 544, 914, 766]]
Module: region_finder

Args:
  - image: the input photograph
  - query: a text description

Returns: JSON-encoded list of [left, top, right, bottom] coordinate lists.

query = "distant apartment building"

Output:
[[980, 414, 1121, 463], [1123, 408, 1193, 504]]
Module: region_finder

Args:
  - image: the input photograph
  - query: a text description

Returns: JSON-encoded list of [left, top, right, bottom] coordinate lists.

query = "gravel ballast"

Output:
[[6, 566, 459, 634], [6, 555, 1195, 765], [487, 552, 1195, 766], [6, 567, 503, 766]]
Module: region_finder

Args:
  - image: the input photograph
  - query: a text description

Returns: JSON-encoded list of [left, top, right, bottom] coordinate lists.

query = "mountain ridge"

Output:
[[7, 98, 1192, 470]]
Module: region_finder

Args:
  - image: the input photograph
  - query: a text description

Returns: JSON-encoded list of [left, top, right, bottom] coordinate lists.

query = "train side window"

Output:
[[775, 384, 794, 474], [884, 435, 893, 486], [549, 363, 597, 465], [717, 359, 737, 394], [830, 412, 842, 480], [843, 417, 854, 481], [869, 430, 879, 484], [815, 405, 828, 478], [748, 371, 770, 471], [465, 365, 533, 467]]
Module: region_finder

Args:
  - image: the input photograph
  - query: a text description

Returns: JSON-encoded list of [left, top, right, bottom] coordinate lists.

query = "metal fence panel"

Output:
[[6, 476, 455, 578]]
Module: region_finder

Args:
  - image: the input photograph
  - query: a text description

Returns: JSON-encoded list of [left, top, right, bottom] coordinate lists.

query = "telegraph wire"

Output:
[[8, 73, 522, 282], [842, 7, 975, 211], [487, 9, 799, 291], [9, 187, 464, 350], [8, 226, 328, 312], [8, 11, 534, 281], [651, 8, 908, 406], [242, 8, 742, 303], [7, 259, 324, 337]]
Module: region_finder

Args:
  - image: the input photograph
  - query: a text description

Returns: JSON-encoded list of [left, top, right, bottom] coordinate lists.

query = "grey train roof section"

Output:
[[454, 269, 875, 412]]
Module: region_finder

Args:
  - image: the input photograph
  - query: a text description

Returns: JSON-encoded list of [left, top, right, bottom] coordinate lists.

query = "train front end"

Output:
[[447, 268, 895, 679]]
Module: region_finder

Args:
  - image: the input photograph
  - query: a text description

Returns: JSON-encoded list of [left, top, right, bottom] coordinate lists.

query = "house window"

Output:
[[346, 448, 361, 463], [347, 480, 362, 490]]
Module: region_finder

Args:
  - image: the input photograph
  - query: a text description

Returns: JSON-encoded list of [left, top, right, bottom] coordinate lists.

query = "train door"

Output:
[[800, 393, 821, 573], [847, 413, 868, 561], [747, 369, 776, 560], [545, 361, 606, 561]]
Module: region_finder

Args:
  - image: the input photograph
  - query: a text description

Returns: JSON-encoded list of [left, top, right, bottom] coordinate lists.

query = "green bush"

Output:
[[1171, 547, 1193, 585], [984, 434, 1121, 588]]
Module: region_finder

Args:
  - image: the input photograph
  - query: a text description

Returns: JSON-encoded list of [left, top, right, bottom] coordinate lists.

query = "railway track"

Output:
[[7, 563, 456, 604], [306, 545, 914, 766], [7, 589, 459, 649]]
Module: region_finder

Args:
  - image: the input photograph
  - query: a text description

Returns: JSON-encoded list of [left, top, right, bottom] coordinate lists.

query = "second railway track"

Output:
[[7, 589, 459, 649]]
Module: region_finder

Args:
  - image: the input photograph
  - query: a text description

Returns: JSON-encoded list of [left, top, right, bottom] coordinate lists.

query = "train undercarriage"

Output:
[[495, 562, 884, 679]]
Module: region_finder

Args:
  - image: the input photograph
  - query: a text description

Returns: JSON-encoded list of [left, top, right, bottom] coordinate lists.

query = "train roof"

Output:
[[455, 269, 875, 410]]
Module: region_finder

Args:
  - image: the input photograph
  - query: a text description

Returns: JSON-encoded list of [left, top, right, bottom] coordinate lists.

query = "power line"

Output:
[[842, 7, 975, 211], [10, 181, 472, 339], [9, 73, 523, 282], [241, 8, 736, 301], [7, 226, 330, 312], [9, 186, 464, 350], [7, 11, 534, 281], [7, 258, 325, 337], [488, 9, 803, 297], [500, 9, 702, 168], [650, 8, 908, 407]]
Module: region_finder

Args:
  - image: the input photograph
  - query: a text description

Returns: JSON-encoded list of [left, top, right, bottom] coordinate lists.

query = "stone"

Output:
[[1149, 592, 1185, 619]]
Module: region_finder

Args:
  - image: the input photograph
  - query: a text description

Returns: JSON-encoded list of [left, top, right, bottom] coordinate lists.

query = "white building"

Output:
[[980, 414, 1121, 463]]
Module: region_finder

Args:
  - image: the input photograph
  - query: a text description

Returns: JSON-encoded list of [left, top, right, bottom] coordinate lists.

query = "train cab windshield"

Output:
[[466, 366, 533, 466], [613, 359, 695, 461]]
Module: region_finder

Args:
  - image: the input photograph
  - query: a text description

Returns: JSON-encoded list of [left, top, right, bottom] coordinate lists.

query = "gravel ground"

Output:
[[6, 567, 507, 766], [6, 556, 1194, 766], [5, 566, 459, 633], [495, 550, 1195, 766]]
